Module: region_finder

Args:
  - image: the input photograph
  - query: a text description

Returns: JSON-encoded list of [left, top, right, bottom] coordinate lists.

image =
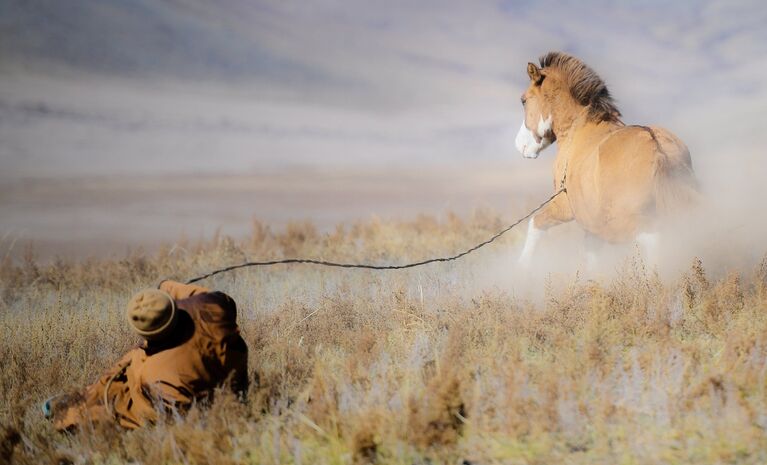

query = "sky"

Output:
[[1, 0, 765, 179], [1, 0, 766, 260]]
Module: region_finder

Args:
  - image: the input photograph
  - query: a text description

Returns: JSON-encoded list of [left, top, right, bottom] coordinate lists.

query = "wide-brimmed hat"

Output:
[[126, 289, 176, 340]]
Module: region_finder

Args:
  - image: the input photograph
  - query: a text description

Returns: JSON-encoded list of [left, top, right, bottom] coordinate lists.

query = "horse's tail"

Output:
[[652, 132, 700, 216]]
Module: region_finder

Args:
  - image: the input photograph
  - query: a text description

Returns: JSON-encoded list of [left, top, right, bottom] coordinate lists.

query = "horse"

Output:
[[514, 51, 698, 266]]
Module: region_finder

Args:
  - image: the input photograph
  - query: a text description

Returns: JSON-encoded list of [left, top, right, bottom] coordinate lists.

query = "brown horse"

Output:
[[515, 52, 697, 266]]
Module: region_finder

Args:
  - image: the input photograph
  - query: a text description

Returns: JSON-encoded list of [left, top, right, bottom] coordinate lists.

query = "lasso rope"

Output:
[[186, 188, 566, 284]]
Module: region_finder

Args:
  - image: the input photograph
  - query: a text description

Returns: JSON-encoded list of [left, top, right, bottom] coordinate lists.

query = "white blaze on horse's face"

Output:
[[515, 114, 553, 158]]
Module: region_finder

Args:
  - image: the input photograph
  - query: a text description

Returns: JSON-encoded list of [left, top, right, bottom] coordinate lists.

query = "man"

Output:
[[44, 280, 249, 431]]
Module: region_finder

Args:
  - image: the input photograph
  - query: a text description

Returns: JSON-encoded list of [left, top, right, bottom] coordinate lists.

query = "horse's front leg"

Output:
[[518, 194, 573, 266]]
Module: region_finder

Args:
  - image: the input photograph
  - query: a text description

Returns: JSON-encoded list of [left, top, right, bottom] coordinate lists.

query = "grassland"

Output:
[[1, 213, 766, 464]]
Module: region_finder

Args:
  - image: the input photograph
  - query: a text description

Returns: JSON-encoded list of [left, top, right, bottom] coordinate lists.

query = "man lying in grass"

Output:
[[43, 280, 249, 431]]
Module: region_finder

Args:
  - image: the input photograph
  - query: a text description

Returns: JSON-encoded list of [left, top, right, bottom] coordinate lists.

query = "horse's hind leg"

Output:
[[636, 231, 660, 266], [585, 232, 603, 271]]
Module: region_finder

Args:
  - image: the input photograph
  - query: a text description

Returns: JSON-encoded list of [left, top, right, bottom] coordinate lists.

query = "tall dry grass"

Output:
[[1, 212, 766, 464]]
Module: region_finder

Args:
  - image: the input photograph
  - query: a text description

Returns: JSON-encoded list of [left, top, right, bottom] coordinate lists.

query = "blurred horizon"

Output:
[[1, 0, 766, 258]]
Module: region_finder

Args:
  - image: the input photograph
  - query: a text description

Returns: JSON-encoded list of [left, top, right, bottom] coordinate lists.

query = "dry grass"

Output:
[[1, 212, 767, 464]]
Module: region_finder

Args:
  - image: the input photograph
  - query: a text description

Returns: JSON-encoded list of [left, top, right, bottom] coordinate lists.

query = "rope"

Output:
[[186, 188, 566, 284]]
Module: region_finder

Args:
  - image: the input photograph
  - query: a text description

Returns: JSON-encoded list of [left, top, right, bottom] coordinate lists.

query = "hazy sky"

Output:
[[0, 0, 766, 178], [1, 1, 767, 260]]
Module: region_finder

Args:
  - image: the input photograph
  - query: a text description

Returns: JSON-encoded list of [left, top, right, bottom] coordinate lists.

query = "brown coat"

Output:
[[54, 281, 248, 430]]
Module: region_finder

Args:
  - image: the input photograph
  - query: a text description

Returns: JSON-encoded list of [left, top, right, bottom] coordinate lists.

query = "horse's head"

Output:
[[515, 62, 556, 159]]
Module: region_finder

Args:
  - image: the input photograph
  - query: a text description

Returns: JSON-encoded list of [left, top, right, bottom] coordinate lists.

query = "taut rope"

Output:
[[186, 188, 566, 284]]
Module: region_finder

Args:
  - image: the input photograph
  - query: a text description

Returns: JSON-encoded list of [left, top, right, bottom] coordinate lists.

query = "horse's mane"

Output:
[[539, 52, 621, 123]]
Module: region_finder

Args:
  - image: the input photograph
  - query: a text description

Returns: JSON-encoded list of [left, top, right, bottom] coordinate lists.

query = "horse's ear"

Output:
[[527, 63, 543, 85]]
